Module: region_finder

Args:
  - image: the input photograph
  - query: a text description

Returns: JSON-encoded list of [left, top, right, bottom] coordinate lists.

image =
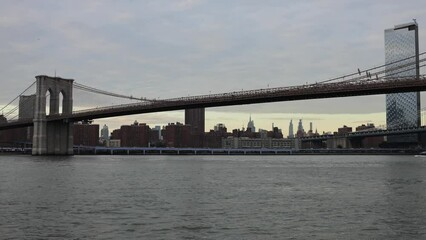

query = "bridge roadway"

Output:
[[1, 76, 426, 130]]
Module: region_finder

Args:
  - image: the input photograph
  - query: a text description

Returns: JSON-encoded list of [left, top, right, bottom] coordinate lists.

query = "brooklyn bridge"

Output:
[[1, 52, 425, 155]]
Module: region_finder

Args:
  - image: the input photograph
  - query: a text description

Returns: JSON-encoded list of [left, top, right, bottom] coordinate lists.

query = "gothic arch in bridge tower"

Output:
[[32, 75, 74, 155]]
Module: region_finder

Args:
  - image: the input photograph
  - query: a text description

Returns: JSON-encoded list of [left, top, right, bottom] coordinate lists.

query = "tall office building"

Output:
[[153, 125, 162, 140], [385, 22, 419, 143], [297, 119, 304, 132], [100, 124, 109, 141], [296, 119, 305, 138], [288, 120, 294, 138], [247, 115, 256, 132], [185, 108, 205, 147]]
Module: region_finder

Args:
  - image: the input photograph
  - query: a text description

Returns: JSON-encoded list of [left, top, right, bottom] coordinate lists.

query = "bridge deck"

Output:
[[1, 76, 426, 130]]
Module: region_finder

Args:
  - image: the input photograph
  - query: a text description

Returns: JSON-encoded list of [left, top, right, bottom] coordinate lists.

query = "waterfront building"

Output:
[[214, 123, 226, 132], [259, 129, 268, 139], [222, 137, 294, 149], [106, 139, 121, 148], [268, 127, 284, 139], [355, 123, 384, 148], [385, 22, 420, 144], [326, 137, 351, 149], [232, 128, 258, 138], [73, 122, 100, 146], [110, 129, 121, 140], [0, 127, 28, 147], [337, 125, 352, 135], [119, 121, 150, 147], [355, 123, 376, 132], [164, 122, 191, 148], [205, 123, 229, 148]]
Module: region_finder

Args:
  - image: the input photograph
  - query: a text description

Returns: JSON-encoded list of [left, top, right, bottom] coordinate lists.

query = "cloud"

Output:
[[1, 0, 426, 132], [175, 0, 203, 10]]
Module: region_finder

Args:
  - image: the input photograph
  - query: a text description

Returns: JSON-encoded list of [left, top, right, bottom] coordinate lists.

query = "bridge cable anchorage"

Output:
[[73, 82, 158, 102], [0, 81, 36, 113]]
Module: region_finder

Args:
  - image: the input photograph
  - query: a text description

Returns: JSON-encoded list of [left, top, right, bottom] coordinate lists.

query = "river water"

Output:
[[0, 155, 425, 239]]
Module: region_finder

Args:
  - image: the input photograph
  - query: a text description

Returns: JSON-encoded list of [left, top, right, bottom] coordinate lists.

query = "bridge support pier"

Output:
[[32, 75, 74, 155]]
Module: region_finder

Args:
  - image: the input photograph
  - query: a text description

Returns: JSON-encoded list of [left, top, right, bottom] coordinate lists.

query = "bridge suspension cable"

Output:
[[318, 51, 426, 84], [2, 52, 425, 122], [0, 81, 36, 114], [73, 82, 157, 102], [339, 56, 426, 84], [72, 51, 426, 109]]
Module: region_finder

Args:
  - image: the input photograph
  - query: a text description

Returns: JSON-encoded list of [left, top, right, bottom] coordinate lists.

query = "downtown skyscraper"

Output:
[[288, 120, 294, 138], [385, 22, 420, 143]]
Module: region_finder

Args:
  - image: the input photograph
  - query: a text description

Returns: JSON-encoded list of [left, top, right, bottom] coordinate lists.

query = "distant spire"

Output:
[[298, 119, 304, 132], [247, 114, 255, 132], [288, 119, 294, 138]]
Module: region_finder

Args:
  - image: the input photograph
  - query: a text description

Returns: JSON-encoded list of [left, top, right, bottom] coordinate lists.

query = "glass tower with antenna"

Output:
[[385, 22, 420, 143]]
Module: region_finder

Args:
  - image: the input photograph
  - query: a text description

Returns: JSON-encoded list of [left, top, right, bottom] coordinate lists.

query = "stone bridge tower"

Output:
[[32, 75, 74, 155]]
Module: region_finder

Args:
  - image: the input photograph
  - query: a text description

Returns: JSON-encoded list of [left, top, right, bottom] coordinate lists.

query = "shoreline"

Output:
[[2, 148, 422, 156]]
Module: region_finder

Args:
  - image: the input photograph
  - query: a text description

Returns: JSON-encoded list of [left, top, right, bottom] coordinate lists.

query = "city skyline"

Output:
[[96, 112, 384, 138], [0, 1, 425, 132]]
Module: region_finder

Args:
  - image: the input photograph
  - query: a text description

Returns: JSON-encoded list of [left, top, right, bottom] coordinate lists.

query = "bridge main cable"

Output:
[[0, 81, 36, 113], [73, 82, 157, 102], [318, 51, 426, 84]]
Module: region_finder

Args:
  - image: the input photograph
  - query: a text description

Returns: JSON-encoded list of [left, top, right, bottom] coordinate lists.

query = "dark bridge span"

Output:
[[1, 76, 426, 130], [63, 76, 426, 120]]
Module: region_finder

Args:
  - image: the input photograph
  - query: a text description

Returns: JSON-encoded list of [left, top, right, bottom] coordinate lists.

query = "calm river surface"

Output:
[[1, 155, 426, 239]]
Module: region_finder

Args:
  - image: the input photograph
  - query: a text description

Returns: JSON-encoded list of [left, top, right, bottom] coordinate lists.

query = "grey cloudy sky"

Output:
[[1, 0, 425, 133]]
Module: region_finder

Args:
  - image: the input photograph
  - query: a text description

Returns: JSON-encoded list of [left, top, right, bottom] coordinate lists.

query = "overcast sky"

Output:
[[1, 0, 425, 134]]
